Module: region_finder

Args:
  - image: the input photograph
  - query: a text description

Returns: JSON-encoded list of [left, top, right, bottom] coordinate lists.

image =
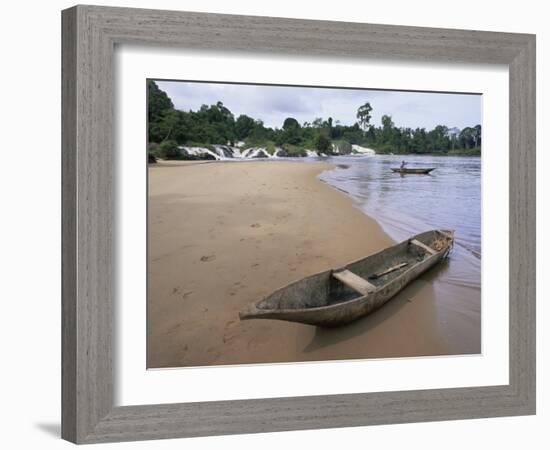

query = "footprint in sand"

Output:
[[222, 320, 239, 344], [200, 255, 216, 262], [170, 287, 193, 300], [250, 223, 261, 228]]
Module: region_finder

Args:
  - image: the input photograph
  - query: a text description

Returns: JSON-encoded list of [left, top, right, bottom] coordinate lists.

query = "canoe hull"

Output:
[[240, 230, 453, 327], [391, 168, 435, 174]]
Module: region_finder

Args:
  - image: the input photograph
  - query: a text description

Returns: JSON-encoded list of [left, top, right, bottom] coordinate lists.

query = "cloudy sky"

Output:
[[156, 80, 481, 130]]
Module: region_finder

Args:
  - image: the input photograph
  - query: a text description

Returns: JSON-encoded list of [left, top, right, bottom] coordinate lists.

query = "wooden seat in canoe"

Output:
[[410, 239, 437, 255], [332, 269, 377, 295]]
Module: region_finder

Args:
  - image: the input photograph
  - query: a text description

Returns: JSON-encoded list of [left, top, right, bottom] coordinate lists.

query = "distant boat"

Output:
[[391, 167, 435, 174], [239, 229, 454, 327]]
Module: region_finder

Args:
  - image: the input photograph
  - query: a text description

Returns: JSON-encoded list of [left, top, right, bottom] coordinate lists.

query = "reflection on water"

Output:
[[320, 155, 481, 291]]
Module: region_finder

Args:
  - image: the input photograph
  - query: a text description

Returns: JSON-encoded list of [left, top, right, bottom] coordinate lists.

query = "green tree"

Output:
[[149, 109, 182, 143], [279, 117, 302, 145], [473, 124, 482, 147], [459, 127, 475, 149], [194, 101, 236, 145], [147, 81, 176, 143], [235, 115, 255, 141], [428, 125, 449, 151], [282, 117, 301, 130], [381, 114, 394, 129], [312, 117, 324, 128], [147, 80, 174, 123], [158, 140, 181, 159], [380, 115, 395, 144], [356, 102, 373, 130], [315, 134, 331, 153]]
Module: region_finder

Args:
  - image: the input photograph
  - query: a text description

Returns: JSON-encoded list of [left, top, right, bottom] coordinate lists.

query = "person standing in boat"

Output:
[[400, 160, 407, 169]]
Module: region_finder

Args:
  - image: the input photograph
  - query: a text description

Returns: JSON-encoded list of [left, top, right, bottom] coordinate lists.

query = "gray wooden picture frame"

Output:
[[61, 5, 536, 444]]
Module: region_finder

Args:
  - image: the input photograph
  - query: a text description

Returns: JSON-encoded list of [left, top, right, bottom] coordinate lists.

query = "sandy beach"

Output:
[[147, 160, 480, 368]]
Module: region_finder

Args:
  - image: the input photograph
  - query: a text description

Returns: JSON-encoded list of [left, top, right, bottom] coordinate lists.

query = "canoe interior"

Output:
[[255, 230, 450, 311]]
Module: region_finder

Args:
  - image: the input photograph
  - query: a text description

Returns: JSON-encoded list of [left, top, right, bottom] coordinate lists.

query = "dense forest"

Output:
[[147, 80, 481, 160]]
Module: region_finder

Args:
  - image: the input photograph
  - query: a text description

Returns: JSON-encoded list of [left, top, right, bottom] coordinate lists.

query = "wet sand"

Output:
[[147, 160, 480, 368]]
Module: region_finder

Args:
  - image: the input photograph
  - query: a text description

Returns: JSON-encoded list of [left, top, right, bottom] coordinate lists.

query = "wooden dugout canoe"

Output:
[[391, 167, 435, 174], [239, 229, 454, 327]]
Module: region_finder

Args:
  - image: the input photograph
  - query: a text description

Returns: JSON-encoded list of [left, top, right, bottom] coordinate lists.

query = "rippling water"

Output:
[[319, 155, 481, 290]]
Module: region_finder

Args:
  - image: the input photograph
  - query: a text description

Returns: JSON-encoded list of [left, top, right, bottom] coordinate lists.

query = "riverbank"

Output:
[[148, 160, 477, 368]]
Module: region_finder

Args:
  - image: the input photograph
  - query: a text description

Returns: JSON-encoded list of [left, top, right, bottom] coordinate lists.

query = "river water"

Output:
[[320, 155, 481, 292], [318, 155, 482, 354]]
